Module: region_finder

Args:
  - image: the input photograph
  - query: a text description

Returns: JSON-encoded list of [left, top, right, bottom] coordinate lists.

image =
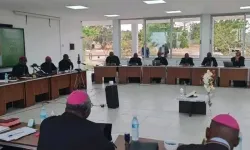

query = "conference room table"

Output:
[[94, 65, 249, 87], [0, 71, 87, 115], [118, 66, 141, 84], [0, 123, 39, 150], [94, 66, 117, 84]]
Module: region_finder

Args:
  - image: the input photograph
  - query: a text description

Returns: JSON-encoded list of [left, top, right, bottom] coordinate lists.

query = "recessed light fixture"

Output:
[[166, 10, 182, 14], [143, 0, 166, 4], [66, 5, 88, 10], [104, 14, 120, 17], [240, 6, 250, 9]]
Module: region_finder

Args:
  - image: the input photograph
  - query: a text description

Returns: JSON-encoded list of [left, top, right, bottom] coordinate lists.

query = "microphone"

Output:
[[77, 54, 81, 64]]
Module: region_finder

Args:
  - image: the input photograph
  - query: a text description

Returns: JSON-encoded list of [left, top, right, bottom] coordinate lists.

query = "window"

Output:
[[121, 24, 132, 59], [146, 19, 171, 58], [82, 25, 113, 66], [172, 17, 201, 58], [245, 15, 250, 57], [212, 15, 245, 58]]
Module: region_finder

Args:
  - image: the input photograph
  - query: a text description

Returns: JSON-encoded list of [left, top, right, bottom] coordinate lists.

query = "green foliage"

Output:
[[214, 19, 245, 54], [179, 30, 189, 48], [82, 25, 112, 50], [121, 31, 132, 57], [190, 23, 200, 44]]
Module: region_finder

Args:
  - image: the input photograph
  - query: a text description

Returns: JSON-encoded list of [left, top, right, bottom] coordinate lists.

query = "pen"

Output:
[[8, 131, 24, 137]]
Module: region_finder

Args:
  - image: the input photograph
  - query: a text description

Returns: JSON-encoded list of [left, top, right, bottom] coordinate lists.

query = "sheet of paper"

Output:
[[0, 127, 36, 141], [0, 126, 10, 133]]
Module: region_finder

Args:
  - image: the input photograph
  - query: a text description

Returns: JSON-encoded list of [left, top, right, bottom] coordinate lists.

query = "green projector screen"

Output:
[[0, 28, 25, 68]]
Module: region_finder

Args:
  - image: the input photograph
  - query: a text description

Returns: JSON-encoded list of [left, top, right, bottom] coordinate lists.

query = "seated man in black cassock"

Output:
[[152, 52, 168, 83], [154, 51, 168, 66], [179, 53, 194, 84], [38, 91, 115, 150], [180, 53, 194, 66], [201, 52, 218, 67], [59, 54, 74, 72], [41, 56, 57, 74], [128, 53, 142, 83], [12, 56, 30, 78], [129, 53, 142, 66], [231, 51, 246, 87], [105, 52, 120, 66], [104, 52, 120, 83]]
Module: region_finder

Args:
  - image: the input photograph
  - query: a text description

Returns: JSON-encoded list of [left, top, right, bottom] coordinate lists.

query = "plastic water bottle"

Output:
[[131, 116, 139, 141], [4, 73, 8, 83], [40, 106, 47, 122], [180, 88, 184, 97]]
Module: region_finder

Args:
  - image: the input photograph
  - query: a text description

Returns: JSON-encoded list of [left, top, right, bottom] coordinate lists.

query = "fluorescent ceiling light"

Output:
[[143, 0, 166, 4], [240, 6, 250, 9], [166, 10, 182, 14], [66, 5, 88, 10], [104, 14, 120, 17]]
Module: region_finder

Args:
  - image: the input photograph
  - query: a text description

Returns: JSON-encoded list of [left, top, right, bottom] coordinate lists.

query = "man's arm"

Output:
[[25, 65, 30, 76], [138, 58, 142, 66], [179, 58, 184, 65], [164, 58, 168, 66], [52, 63, 57, 71], [201, 58, 206, 66], [116, 57, 120, 66], [11, 66, 17, 77], [213, 57, 218, 67], [190, 58, 194, 66], [240, 57, 245, 66]]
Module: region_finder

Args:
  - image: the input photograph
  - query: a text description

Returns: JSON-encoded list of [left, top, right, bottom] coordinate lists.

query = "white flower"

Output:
[[202, 70, 215, 93]]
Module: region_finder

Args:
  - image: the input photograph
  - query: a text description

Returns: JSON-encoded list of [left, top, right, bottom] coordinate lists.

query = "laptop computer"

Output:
[[223, 61, 234, 67], [98, 123, 112, 141], [152, 60, 161, 66]]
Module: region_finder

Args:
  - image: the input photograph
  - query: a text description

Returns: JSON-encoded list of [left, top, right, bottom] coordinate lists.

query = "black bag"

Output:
[[105, 85, 119, 109]]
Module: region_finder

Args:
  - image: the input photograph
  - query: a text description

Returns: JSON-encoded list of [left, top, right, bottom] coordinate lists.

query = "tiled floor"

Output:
[[2, 71, 250, 149]]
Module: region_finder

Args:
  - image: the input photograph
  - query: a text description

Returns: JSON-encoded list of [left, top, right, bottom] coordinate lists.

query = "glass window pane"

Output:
[[121, 24, 132, 59], [146, 19, 171, 58], [212, 15, 245, 58], [172, 17, 201, 58], [245, 15, 250, 57], [83, 25, 113, 66]]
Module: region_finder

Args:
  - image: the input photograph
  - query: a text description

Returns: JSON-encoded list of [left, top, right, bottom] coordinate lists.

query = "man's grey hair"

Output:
[[66, 98, 92, 114]]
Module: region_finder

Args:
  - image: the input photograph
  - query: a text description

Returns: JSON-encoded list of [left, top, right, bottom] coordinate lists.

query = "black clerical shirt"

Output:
[[37, 112, 115, 150], [41, 62, 57, 74], [129, 57, 142, 66], [231, 56, 245, 67], [154, 57, 168, 65], [180, 58, 194, 66], [201, 57, 218, 67], [12, 63, 29, 78], [59, 59, 74, 71], [105, 56, 120, 66]]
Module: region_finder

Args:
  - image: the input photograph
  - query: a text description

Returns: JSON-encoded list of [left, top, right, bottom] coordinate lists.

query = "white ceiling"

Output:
[[0, 0, 250, 21]]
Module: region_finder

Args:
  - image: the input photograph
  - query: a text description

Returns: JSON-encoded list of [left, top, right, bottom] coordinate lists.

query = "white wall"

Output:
[[0, 9, 83, 72]]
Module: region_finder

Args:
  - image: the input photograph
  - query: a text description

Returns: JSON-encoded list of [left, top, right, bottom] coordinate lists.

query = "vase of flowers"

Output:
[[202, 70, 216, 117]]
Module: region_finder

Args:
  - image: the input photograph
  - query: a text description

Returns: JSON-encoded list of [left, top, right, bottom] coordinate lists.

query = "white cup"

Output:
[[164, 140, 178, 150]]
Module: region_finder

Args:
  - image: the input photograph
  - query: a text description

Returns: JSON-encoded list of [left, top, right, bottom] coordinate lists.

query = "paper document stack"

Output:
[[0, 127, 36, 141], [0, 126, 10, 133]]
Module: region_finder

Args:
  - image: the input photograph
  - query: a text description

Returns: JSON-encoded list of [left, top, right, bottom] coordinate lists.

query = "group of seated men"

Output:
[[11, 54, 74, 78], [106, 50, 245, 68], [35, 90, 241, 150]]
